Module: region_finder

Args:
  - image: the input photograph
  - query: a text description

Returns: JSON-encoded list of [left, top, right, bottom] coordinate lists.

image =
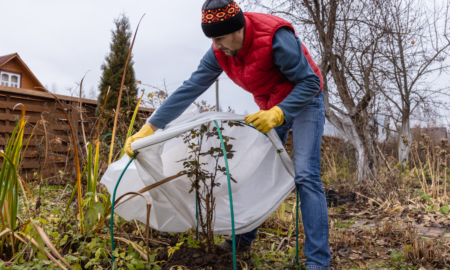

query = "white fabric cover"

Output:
[[101, 106, 295, 234]]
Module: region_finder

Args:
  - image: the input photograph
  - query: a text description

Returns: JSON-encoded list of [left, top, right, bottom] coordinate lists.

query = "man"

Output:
[[125, 0, 331, 269]]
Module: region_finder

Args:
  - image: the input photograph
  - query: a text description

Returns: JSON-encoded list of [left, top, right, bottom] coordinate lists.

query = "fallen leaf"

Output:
[[354, 260, 366, 268], [432, 222, 444, 228], [376, 239, 386, 246], [338, 247, 350, 256], [350, 254, 362, 260], [436, 217, 446, 223], [362, 253, 373, 260]]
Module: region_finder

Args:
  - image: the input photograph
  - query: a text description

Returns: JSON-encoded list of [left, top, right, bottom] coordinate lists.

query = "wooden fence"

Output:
[[283, 131, 344, 158], [0, 85, 154, 181]]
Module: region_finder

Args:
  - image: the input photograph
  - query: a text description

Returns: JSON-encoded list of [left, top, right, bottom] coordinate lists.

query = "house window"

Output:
[[1, 74, 8, 86], [0, 71, 21, 88]]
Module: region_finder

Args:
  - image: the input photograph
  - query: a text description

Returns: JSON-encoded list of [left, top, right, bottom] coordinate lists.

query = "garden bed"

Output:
[[158, 245, 253, 270]]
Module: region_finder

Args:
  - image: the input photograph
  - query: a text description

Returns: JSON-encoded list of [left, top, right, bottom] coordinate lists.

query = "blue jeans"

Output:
[[229, 92, 331, 269]]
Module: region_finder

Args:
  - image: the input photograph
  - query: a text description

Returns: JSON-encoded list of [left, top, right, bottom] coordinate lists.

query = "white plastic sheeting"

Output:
[[101, 107, 295, 235]]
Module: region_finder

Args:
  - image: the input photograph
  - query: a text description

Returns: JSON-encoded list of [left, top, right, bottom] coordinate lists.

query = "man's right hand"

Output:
[[125, 123, 155, 157]]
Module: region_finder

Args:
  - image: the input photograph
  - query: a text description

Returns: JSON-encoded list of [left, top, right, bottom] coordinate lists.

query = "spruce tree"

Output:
[[97, 14, 138, 136]]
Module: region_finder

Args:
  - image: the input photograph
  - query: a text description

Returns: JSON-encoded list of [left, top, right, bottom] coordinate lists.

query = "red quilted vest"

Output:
[[214, 13, 323, 110]]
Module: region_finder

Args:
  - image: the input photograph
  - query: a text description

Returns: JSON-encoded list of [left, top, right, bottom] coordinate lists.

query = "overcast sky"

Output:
[[2, 0, 449, 128], [1, 0, 259, 115]]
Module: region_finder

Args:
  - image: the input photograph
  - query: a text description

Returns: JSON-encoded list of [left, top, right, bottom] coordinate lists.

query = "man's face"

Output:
[[211, 27, 244, 57]]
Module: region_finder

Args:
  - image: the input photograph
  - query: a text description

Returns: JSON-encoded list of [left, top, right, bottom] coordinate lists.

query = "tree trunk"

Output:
[[320, 57, 377, 182], [328, 113, 376, 182], [398, 116, 412, 167]]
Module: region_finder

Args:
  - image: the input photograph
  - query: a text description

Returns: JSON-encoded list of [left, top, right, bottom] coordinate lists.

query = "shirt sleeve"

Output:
[[273, 27, 321, 124], [148, 47, 223, 129]]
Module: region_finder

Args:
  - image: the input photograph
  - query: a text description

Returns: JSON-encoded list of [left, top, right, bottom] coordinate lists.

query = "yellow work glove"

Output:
[[244, 106, 284, 134], [125, 124, 154, 157]]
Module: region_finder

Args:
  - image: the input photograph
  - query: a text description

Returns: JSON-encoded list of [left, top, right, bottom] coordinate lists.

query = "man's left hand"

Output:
[[244, 106, 284, 133]]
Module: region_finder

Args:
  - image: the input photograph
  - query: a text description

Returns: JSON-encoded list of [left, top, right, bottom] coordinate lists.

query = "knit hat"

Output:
[[201, 0, 245, 38]]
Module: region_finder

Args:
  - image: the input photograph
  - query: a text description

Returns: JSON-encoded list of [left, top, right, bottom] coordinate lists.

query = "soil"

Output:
[[324, 188, 356, 207], [159, 245, 253, 270]]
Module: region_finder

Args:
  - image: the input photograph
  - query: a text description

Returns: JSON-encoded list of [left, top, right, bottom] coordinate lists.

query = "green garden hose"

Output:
[[236, 121, 268, 137], [111, 152, 138, 268], [195, 191, 199, 241], [213, 120, 237, 270]]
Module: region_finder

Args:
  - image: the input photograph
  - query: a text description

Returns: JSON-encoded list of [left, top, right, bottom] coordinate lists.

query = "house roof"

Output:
[[0, 53, 17, 66], [0, 53, 45, 90]]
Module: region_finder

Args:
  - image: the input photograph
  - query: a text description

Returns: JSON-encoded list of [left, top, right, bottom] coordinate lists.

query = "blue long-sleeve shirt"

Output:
[[148, 27, 320, 129]]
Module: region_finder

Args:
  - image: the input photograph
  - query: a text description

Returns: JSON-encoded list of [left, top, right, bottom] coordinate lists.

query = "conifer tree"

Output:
[[97, 14, 138, 135]]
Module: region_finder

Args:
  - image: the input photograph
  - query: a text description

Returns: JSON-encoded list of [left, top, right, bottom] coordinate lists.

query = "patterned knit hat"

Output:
[[201, 0, 245, 38]]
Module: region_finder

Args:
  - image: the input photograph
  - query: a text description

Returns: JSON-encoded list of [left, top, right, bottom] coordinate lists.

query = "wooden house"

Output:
[[0, 53, 154, 182], [0, 53, 45, 91]]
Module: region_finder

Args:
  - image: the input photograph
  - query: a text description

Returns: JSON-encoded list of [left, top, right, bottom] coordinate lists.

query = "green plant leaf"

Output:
[[112, 249, 120, 258], [31, 230, 46, 252], [119, 94, 145, 159], [84, 207, 98, 232], [37, 252, 48, 261], [59, 235, 68, 246], [439, 205, 449, 215], [390, 249, 404, 262], [84, 258, 98, 269], [95, 248, 105, 259], [65, 255, 78, 263], [72, 263, 83, 270], [93, 201, 105, 216], [404, 245, 412, 253]]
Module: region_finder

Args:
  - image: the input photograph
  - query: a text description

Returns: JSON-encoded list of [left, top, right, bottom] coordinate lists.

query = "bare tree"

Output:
[[51, 83, 58, 94], [67, 84, 78, 97], [377, 0, 450, 166], [244, 0, 389, 181], [88, 85, 97, 100], [142, 80, 169, 109]]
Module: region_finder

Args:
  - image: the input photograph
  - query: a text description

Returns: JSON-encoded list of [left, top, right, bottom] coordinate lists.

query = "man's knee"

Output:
[[295, 172, 323, 188]]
